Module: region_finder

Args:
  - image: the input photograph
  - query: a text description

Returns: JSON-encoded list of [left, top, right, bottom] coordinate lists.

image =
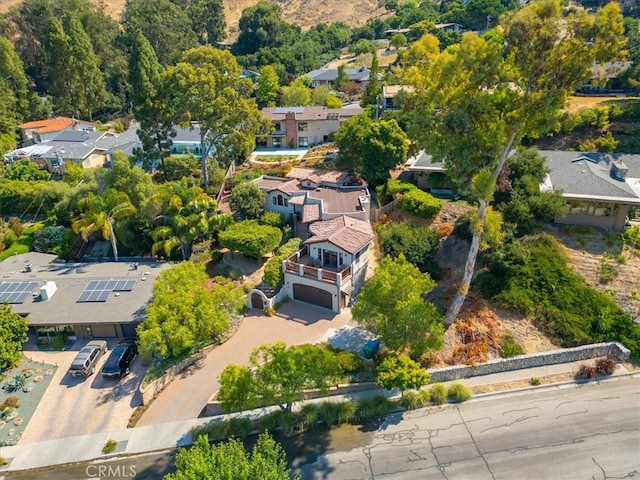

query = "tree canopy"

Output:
[[401, 0, 626, 324], [218, 220, 282, 259], [0, 304, 29, 369], [164, 433, 297, 480], [335, 114, 408, 186], [217, 342, 342, 412], [229, 182, 266, 219], [352, 255, 444, 359], [137, 262, 244, 360], [376, 353, 430, 396]]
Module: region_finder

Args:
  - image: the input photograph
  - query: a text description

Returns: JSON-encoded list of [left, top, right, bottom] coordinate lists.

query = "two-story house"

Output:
[[260, 106, 363, 149], [250, 167, 373, 312]]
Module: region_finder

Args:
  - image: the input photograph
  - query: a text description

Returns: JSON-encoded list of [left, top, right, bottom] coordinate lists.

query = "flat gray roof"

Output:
[[0, 253, 170, 326]]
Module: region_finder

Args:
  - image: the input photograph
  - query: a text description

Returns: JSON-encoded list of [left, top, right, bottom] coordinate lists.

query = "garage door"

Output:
[[121, 323, 139, 338], [293, 284, 333, 310], [90, 324, 117, 338]]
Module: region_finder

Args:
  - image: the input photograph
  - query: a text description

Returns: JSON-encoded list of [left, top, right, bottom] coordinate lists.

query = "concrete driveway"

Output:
[[19, 339, 145, 443], [137, 301, 353, 426]]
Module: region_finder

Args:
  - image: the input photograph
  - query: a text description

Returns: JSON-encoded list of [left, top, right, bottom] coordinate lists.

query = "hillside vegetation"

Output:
[[0, 0, 387, 39]]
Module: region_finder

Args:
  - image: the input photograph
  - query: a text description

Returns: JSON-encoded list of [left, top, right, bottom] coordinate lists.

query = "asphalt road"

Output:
[[298, 377, 640, 479], [4, 377, 638, 480]]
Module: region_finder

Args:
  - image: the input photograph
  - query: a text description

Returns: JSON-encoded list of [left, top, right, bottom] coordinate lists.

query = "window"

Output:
[[298, 137, 308, 147], [277, 194, 284, 206], [273, 138, 282, 148], [272, 197, 277, 205], [273, 122, 282, 131], [298, 122, 308, 132]]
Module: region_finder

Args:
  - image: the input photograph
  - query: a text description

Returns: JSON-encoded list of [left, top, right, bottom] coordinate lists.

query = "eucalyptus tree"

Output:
[[401, 0, 626, 325], [163, 46, 270, 188]]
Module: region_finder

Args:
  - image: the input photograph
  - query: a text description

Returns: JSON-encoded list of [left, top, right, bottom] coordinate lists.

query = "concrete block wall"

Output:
[[428, 342, 630, 383]]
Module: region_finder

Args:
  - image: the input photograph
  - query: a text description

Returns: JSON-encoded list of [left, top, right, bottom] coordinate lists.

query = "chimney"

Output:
[[610, 161, 628, 181]]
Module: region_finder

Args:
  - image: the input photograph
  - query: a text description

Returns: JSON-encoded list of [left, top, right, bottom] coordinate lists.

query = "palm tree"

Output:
[[150, 181, 216, 260], [72, 190, 136, 262]]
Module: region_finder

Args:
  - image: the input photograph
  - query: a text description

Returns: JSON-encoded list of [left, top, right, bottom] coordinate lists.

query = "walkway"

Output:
[[136, 302, 353, 427]]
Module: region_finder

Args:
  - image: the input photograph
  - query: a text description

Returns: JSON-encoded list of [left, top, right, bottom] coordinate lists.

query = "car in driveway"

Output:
[[101, 339, 138, 379], [69, 340, 108, 377]]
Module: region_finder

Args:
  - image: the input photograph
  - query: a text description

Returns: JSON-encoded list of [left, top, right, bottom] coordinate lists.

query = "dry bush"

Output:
[[594, 356, 617, 375], [437, 224, 454, 238], [450, 299, 502, 366], [575, 364, 597, 379]]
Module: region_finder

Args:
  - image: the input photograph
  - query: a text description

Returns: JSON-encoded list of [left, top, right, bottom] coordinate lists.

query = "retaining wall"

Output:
[[428, 342, 630, 383], [139, 343, 216, 406]]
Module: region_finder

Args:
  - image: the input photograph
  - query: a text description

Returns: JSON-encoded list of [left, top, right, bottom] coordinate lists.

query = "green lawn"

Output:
[[0, 223, 43, 261]]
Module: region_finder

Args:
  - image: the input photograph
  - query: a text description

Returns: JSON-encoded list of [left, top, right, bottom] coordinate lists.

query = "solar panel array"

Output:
[[0, 281, 39, 304], [77, 279, 136, 303]]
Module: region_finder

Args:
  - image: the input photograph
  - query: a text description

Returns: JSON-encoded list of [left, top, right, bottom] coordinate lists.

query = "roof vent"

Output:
[[40, 281, 57, 301], [610, 161, 628, 181]]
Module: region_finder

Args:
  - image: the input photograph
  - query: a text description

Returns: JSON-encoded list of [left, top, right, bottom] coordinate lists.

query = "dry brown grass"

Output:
[[564, 95, 638, 114], [0, 0, 388, 39]]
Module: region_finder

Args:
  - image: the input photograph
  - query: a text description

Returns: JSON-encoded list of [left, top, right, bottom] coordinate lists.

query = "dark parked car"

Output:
[[69, 340, 108, 377], [101, 340, 138, 378]]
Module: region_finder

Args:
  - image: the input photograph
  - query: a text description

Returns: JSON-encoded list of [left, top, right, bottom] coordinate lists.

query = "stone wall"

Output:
[[428, 342, 630, 383]]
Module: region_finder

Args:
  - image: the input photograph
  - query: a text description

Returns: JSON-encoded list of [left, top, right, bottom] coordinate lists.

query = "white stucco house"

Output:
[[250, 167, 374, 312]]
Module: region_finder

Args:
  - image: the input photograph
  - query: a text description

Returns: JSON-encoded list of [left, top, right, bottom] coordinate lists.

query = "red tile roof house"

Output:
[[251, 167, 373, 312], [19, 116, 98, 144], [260, 106, 363, 149]]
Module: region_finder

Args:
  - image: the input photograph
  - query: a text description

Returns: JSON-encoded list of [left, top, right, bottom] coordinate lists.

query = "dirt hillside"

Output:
[[0, 0, 386, 40]]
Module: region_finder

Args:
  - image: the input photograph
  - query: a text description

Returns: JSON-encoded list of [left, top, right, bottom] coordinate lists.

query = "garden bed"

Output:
[[0, 358, 57, 446]]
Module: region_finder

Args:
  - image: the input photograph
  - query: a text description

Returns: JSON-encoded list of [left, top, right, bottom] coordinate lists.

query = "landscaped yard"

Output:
[[0, 358, 58, 447]]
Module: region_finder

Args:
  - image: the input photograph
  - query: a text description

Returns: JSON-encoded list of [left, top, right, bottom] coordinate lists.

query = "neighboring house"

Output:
[[435, 23, 464, 33], [305, 67, 382, 91], [406, 149, 640, 231], [260, 106, 364, 149], [382, 85, 414, 111], [0, 252, 170, 341], [19, 116, 98, 144], [3, 128, 141, 172], [577, 61, 634, 93], [251, 167, 374, 312], [539, 150, 640, 231], [169, 126, 205, 156], [383, 28, 411, 37]]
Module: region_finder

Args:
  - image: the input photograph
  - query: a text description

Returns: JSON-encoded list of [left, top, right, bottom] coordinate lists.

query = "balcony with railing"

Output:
[[284, 246, 352, 286]]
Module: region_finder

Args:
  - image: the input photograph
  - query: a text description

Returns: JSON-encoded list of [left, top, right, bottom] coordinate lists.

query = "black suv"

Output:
[[101, 340, 138, 379], [69, 340, 108, 377]]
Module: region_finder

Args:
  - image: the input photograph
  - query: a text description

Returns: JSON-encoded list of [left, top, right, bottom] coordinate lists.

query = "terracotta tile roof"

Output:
[[288, 195, 306, 205], [19, 116, 75, 134], [305, 216, 373, 254], [286, 167, 348, 185], [277, 179, 301, 195], [302, 204, 321, 223]]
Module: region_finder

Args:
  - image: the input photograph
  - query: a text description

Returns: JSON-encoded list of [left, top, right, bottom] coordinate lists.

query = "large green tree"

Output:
[[229, 181, 266, 219], [129, 30, 175, 175], [45, 15, 110, 120], [403, 0, 626, 325], [138, 262, 244, 360], [0, 36, 35, 154], [361, 51, 382, 108], [0, 304, 28, 369], [352, 255, 444, 359], [164, 433, 298, 480], [217, 342, 342, 412], [256, 65, 281, 107], [233, 1, 299, 56], [123, 0, 198, 66], [163, 46, 270, 187], [335, 114, 408, 186], [172, 0, 227, 45]]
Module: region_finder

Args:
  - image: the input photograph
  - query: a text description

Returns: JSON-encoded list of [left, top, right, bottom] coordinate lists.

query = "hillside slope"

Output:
[[0, 0, 387, 40]]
